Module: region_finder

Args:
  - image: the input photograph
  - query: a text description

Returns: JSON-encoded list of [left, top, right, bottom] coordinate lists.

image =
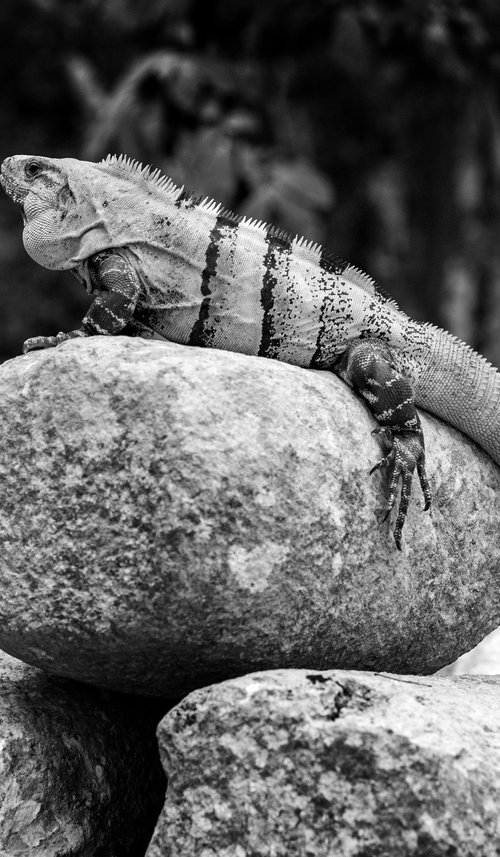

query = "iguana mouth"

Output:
[[0, 172, 26, 207]]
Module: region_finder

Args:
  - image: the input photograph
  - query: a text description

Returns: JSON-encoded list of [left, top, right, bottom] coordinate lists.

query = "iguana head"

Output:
[[0, 155, 66, 209], [0, 154, 183, 273], [0, 155, 121, 271]]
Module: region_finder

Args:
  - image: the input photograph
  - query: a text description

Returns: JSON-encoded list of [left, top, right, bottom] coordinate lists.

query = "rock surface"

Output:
[[0, 336, 498, 695], [147, 668, 500, 857], [0, 649, 165, 856]]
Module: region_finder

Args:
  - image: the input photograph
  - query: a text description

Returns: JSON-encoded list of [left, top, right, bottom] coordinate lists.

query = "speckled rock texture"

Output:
[[0, 336, 498, 696], [0, 649, 165, 857], [147, 669, 500, 857]]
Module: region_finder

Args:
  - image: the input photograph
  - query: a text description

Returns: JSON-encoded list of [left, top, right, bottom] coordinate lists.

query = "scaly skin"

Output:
[[1, 153, 498, 548]]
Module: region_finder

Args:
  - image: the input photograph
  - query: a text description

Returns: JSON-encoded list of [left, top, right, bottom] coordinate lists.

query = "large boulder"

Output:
[[0, 649, 165, 856], [147, 669, 500, 857], [0, 336, 498, 696]]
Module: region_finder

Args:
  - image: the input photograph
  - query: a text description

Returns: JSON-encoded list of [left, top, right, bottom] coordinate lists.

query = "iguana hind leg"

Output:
[[22, 250, 142, 353], [336, 338, 431, 549]]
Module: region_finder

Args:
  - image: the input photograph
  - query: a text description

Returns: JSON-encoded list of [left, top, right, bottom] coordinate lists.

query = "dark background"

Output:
[[1, 0, 500, 364]]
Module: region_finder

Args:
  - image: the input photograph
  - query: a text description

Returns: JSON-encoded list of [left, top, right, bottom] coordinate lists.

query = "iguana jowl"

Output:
[[1, 154, 499, 548]]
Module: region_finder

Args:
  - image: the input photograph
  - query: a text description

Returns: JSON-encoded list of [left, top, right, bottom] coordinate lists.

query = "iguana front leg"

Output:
[[336, 338, 431, 549], [22, 250, 141, 353]]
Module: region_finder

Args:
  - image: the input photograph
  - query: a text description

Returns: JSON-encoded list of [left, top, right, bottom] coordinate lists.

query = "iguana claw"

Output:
[[23, 335, 59, 353], [22, 330, 87, 354], [371, 427, 431, 549]]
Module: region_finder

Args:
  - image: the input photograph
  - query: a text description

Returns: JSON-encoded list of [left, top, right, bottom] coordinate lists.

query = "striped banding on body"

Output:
[[186, 215, 361, 367], [188, 213, 234, 347], [258, 229, 293, 358], [175, 199, 403, 370]]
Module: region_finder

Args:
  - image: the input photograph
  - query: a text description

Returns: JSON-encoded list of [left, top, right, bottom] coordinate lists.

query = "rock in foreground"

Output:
[[148, 669, 500, 857], [0, 337, 498, 696], [0, 650, 165, 856]]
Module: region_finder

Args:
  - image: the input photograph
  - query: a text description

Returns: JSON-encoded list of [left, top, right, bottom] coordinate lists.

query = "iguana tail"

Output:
[[415, 324, 500, 466]]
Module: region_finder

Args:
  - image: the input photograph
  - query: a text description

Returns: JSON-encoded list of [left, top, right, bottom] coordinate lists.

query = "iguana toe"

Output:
[[22, 330, 87, 354], [371, 429, 430, 549], [23, 335, 59, 353]]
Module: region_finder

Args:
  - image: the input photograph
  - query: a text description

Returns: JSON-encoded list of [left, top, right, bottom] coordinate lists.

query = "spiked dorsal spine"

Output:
[[97, 154, 423, 313], [100, 154, 181, 200]]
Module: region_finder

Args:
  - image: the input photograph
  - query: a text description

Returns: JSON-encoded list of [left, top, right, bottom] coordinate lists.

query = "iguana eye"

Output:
[[24, 160, 42, 180]]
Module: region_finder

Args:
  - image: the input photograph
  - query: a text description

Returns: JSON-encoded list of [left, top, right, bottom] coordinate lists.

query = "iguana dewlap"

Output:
[[1, 153, 499, 548]]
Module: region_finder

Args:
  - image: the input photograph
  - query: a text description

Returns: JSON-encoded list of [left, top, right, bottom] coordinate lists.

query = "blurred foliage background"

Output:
[[1, 0, 500, 364]]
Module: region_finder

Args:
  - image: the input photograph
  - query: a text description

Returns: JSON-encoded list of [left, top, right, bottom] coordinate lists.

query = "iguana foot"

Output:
[[22, 330, 87, 354], [370, 427, 431, 550]]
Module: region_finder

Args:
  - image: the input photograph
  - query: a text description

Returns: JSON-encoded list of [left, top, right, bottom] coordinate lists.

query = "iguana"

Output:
[[1, 154, 499, 549]]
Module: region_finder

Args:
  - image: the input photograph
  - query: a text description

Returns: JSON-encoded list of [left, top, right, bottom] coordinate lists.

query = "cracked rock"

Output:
[[147, 668, 500, 857]]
